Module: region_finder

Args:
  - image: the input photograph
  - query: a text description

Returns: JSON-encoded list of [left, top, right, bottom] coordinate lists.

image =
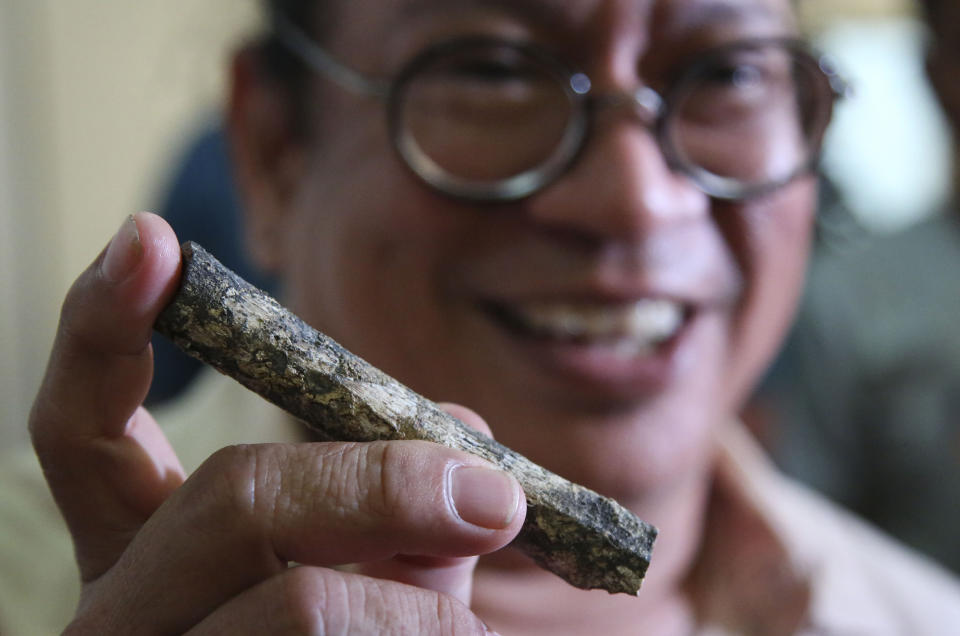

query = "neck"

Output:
[[472, 464, 713, 635]]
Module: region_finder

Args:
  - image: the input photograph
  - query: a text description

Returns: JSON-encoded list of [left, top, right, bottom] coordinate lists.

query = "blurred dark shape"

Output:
[[750, 0, 960, 574], [810, 172, 871, 255], [146, 123, 276, 406], [757, 203, 960, 574]]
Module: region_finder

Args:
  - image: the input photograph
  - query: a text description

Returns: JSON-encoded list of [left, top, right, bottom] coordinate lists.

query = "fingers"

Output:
[[84, 440, 524, 634], [34, 223, 521, 634], [185, 567, 493, 636], [355, 402, 498, 603], [436, 402, 493, 437], [29, 212, 185, 581]]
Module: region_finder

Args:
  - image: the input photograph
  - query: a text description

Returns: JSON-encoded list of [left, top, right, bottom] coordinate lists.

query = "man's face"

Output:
[[255, 0, 816, 497]]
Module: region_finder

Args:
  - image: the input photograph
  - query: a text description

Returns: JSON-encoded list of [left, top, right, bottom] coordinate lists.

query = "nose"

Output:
[[523, 113, 709, 241]]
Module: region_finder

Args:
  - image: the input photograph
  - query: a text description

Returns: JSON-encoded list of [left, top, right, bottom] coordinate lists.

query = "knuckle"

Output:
[[415, 588, 484, 636], [277, 568, 332, 635], [27, 398, 66, 456], [275, 568, 483, 636], [312, 442, 400, 521], [324, 441, 446, 525], [194, 444, 278, 524], [58, 276, 87, 332], [366, 441, 405, 519], [56, 275, 103, 356], [433, 592, 470, 635]]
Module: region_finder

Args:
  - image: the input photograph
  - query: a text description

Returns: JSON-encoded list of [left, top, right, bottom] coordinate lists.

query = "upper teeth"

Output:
[[516, 299, 684, 346]]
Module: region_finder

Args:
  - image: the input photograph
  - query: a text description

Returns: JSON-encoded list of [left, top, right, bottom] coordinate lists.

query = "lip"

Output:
[[478, 296, 701, 401]]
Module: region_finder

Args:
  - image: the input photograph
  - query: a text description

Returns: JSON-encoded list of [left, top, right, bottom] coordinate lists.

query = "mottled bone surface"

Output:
[[155, 241, 657, 595]]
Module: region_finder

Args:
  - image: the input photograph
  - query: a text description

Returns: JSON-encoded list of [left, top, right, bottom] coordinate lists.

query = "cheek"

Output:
[[281, 146, 479, 379], [721, 183, 816, 408]]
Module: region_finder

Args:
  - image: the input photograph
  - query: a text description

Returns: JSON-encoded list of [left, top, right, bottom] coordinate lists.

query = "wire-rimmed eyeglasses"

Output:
[[274, 16, 848, 202]]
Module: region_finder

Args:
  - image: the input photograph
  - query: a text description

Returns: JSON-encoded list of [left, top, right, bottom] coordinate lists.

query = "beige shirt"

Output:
[[1, 371, 959, 635]]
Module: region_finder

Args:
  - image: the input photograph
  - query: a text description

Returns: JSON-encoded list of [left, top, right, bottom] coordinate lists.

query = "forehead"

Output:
[[331, 0, 794, 39], [327, 0, 796, 75], [394, 0, 790, 25]]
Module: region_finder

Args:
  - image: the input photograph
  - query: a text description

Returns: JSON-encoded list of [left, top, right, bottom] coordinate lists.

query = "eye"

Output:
[[702, 62, 767, 91], [405, 42, 564, 115], [675, 45, 797, 122], [448, 58, 537, 82], [433, 51, 552, 95], [697, 46, 786, 93]]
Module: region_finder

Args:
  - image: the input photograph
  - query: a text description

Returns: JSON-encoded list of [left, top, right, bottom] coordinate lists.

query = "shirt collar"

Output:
[[688, 423, 896, 635], [686, 423, 812, 634]]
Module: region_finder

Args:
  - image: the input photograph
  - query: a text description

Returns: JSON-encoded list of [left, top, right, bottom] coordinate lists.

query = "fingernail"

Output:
[[101, 215, 143, 282], [448, 464, 520, 530], [482, 622, 503, 636]]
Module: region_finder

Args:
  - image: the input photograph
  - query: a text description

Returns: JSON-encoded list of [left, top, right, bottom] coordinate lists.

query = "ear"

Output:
[[226, 43, 307, 274]]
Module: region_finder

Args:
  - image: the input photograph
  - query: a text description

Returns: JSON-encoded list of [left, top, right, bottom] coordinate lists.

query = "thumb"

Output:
[[30, 212, 186, 582], [355, 403, 516, 606]]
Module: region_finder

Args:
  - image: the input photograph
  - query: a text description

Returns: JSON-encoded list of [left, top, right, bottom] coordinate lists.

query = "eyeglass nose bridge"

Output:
[[586, 83, 666, 128]]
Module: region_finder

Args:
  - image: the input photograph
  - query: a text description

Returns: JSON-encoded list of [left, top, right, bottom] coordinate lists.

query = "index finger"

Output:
[[29, 212, 185, 580]]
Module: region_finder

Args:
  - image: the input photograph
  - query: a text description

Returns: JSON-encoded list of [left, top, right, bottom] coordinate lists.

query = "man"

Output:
[[4, 0, 959, 633]]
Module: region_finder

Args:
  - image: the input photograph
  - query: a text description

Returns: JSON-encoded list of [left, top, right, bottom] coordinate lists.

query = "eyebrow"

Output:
[[399, 0, 790, 31], [396, 0, 794, 49], [398, 0, 576, 32], [401, 0, 564, 14], [668, 0, 791, 33]]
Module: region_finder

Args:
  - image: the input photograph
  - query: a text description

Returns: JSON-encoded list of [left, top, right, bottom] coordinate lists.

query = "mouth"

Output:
[[479, 294, 699, 400], [486, 298, 688, 358], [484, 297, 700, 404]]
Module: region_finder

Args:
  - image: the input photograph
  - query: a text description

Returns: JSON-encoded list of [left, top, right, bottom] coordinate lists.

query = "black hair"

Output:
[[257, 0, 329, 134], [917, 0, 946, 24], [260, 1, 317, 80], [265, 0, 316, 23]]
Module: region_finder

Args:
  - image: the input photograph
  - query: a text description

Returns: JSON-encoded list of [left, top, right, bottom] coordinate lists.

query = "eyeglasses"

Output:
[[274, 16, 848, 202]]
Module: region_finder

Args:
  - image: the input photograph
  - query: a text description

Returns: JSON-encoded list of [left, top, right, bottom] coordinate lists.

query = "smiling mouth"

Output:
[[484, 298, 688, 358]]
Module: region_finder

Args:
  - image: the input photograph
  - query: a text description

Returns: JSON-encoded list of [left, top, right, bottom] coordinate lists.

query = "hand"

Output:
[[29, 213, 523, 634]]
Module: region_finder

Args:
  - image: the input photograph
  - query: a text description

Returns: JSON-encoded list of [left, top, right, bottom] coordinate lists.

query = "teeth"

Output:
[[515, 299, 685, 348], [611, 339, 654, 360]]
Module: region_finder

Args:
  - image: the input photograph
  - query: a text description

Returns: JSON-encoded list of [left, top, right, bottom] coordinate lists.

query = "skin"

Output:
[[30, 0, 818, 633], [248, 0, 813, 496]]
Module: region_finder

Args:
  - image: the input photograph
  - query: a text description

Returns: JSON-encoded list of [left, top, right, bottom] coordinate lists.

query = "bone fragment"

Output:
[[154, 241, 657, 595]]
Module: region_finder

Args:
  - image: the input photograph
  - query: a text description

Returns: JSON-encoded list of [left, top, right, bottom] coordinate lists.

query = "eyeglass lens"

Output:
[[667, 41, 830, 195], [397, 43, 577, 183], [393, 40, 832, 199]]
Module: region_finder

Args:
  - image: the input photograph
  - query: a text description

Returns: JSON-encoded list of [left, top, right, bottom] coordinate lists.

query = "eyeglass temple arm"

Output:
[[816, 54, 852, 100], [272, 14, 390, 98]]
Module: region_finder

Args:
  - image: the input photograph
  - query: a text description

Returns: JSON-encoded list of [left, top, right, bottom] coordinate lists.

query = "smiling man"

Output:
[[3, 0, 960, 634]]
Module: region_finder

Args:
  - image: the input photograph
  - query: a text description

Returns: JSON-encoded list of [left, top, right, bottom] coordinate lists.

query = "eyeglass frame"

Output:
[[272, 14, 849, 202]]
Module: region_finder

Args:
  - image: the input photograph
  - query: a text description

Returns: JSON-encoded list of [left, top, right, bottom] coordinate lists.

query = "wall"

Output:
[[0, 1, 259, 450]]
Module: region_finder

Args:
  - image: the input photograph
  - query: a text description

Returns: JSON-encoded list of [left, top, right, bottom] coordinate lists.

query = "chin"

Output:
[[492, 398, 719, 503]]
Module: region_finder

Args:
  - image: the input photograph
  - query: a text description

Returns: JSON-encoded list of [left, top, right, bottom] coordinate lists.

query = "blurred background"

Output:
[[0, 0, 260, 450], [1, 1, 956, 573]]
